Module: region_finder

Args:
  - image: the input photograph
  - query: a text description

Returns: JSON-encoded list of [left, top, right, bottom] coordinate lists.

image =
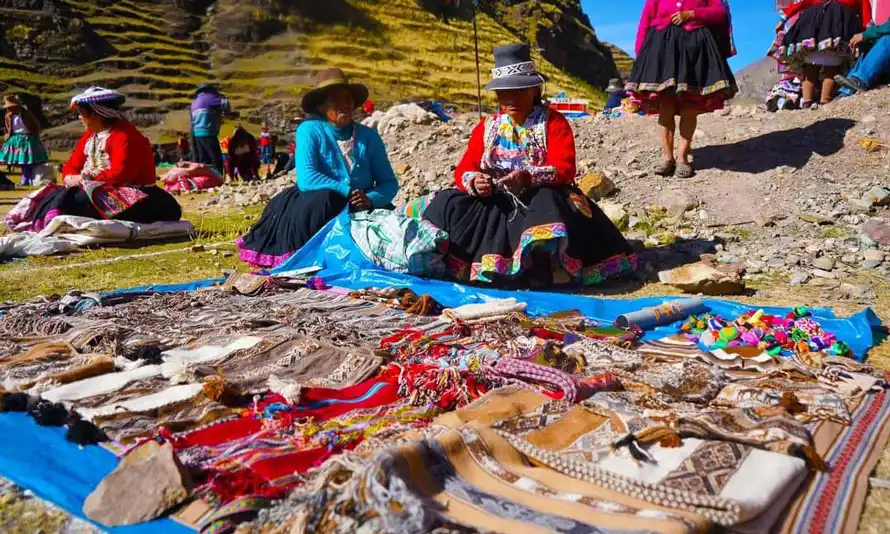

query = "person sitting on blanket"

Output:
[[4, 87, 182, 232], [416, 44, 637, 287], [236, 68, 399, 268]]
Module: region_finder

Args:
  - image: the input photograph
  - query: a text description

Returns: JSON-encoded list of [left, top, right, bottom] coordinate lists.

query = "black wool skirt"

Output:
[[422, 186, 637, 287], [30, 185, 182, 230], [236, 188, 348, 268], [627, 25, 737, 114], [770, 1, 861, 69]]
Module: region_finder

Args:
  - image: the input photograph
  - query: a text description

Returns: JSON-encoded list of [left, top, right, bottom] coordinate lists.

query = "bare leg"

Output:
[[677, 107, 698, 165], [801, 64, 819, 105], [821, 66, 841, 103], [657, 98, 678, 164]]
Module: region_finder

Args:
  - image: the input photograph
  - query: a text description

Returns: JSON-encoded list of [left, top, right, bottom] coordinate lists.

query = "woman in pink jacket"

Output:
[[626, 0, 737, 178]]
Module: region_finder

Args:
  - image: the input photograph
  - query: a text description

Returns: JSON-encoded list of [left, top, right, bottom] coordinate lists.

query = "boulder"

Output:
[[84, 441, 192, 526], [598, 201, 628, 229], [578, 171, 616, 201], [865, 186, 890, 207], [658, 262, 746, 296], [862, 218, 890, 246], [657, 190, 696, 215]]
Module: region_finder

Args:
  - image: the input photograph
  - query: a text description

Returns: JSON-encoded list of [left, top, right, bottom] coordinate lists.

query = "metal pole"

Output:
[[472, 0, 483, 119]]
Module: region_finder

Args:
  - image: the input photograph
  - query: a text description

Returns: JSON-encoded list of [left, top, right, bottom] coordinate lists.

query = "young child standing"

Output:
[[259, 126, 274, 166], [0, 95, 48, 186]]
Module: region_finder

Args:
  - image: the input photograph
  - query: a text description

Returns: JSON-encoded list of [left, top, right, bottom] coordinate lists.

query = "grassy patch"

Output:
[[820, 227, 849, 239], [0, 191, 263, 302], [729, 228, 755, 240]]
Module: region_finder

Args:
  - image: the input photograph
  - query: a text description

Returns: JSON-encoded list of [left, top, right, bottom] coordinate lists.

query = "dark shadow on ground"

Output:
[[578, 238, 722, 296], [293, 0, 381, 30], [694, 118, 856, 173], [415, 0, 474, 22]]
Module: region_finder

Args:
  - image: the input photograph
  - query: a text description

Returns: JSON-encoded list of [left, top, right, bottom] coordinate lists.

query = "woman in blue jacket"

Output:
[[237, 69, 399, 268]]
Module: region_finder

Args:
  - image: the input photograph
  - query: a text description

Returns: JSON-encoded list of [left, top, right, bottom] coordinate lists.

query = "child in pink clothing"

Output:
[[626, 0, 737, 178]]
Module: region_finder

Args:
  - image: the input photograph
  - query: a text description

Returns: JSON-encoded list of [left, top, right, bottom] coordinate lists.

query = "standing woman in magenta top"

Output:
[[626, 0, 737, 178], [768, 0, 871, 108]]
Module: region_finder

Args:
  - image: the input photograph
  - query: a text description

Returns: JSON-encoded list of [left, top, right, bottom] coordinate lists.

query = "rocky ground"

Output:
[[0, 478, 97, 534], [201, 88, 890, 304]]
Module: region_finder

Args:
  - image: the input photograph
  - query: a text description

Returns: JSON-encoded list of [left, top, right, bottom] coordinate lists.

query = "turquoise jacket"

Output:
[[864, 20, 890, 42], [295, 118, 399, 208]]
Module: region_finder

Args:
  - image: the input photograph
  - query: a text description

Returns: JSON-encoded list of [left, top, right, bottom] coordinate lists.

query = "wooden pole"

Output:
[[472, 0, 483, 119]]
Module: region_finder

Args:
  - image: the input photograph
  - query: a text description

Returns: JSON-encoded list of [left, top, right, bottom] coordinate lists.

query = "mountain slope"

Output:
[[0, 0, 617, 147], [735, 57, 780, 103]]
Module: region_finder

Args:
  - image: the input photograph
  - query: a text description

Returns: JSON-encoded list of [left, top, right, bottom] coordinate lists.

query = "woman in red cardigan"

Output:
[[420, 45, 636, 287], [5, 87, 181, 232], [769, 0, 872, 107]]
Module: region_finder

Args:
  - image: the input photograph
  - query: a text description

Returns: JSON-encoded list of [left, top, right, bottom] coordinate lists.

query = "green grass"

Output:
[[820, 227, 849, 239], [0, 189, 263, 302], [729, 228, 755, 240]]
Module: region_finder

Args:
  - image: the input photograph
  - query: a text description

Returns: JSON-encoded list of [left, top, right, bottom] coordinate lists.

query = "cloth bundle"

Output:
[[350, 211, 449, 277]]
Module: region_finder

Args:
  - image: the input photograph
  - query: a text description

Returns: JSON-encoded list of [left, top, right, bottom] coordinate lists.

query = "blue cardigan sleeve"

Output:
[[364, 129, 399, 208], [295, 123, 351, 198]]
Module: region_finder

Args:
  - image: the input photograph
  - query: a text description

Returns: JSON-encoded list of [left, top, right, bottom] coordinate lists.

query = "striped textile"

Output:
[[774, 390, 890, 534]]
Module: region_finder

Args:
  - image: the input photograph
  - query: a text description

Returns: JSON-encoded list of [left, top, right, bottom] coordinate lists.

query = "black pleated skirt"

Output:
[[769, 1, 861, 68], [30, 185, 182, 230], [627, 25, 737, 114], [236, 188, 348, 268], [422, 186, 637, 287]]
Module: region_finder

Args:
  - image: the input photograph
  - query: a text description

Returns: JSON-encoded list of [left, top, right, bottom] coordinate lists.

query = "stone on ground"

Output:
[[658, 262, 746, 296], [83, 442, 192, 526]]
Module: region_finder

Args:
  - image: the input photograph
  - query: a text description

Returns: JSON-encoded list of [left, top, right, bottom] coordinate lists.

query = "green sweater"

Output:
[[863, 20, 890, 42]]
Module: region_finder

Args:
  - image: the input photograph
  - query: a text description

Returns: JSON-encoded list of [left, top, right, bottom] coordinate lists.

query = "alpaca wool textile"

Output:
[[774, 390, 890, 534]]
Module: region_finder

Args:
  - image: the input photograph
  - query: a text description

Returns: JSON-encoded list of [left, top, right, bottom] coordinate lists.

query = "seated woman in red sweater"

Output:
[[421, 45, 636, 287], [5, 87, 181, 231]]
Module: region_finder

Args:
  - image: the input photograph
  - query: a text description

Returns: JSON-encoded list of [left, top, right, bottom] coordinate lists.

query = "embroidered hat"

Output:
[[606, 78, 624, 93], [70, 87, 126, 119], [69, 87, 125, 109], [2, 95, 22, 109], [484, 44, 547, 92], [300, 68, 369, 115]]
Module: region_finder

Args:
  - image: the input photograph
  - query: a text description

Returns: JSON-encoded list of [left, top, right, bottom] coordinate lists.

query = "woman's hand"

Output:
[[671, 10, 694, 25], [496, 170, 531, 196], [348, 189, 372, 212], [850, 33, 865, 48], [63, 175, 84, 188], [471, 174, 494, 197]]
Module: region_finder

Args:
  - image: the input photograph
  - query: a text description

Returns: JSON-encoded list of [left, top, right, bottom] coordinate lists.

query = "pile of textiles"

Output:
[[0, 215, 195, 259], [0, 284, 887, 534], [161, 162, 225, 193]]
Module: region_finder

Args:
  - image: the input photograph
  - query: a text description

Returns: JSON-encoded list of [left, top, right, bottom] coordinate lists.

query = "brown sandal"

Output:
[[675, 162, 696, 178], [654, 160, 676, 177]]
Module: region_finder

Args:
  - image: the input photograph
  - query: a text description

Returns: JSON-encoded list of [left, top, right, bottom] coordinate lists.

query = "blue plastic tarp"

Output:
[[0, 413, 190, 533], [0, 209, 881, 532], [274, 210, 882, 360]]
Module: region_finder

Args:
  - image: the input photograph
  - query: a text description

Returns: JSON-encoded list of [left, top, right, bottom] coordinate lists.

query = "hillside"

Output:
[[735, 57, 780, 103], [0, 0, 616, 148], [604, 42, 634, 77]]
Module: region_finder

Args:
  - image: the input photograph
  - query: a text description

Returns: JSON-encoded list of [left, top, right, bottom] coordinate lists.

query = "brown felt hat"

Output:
[[300, 68, 369, 115], [2, 95, 22, 109]]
